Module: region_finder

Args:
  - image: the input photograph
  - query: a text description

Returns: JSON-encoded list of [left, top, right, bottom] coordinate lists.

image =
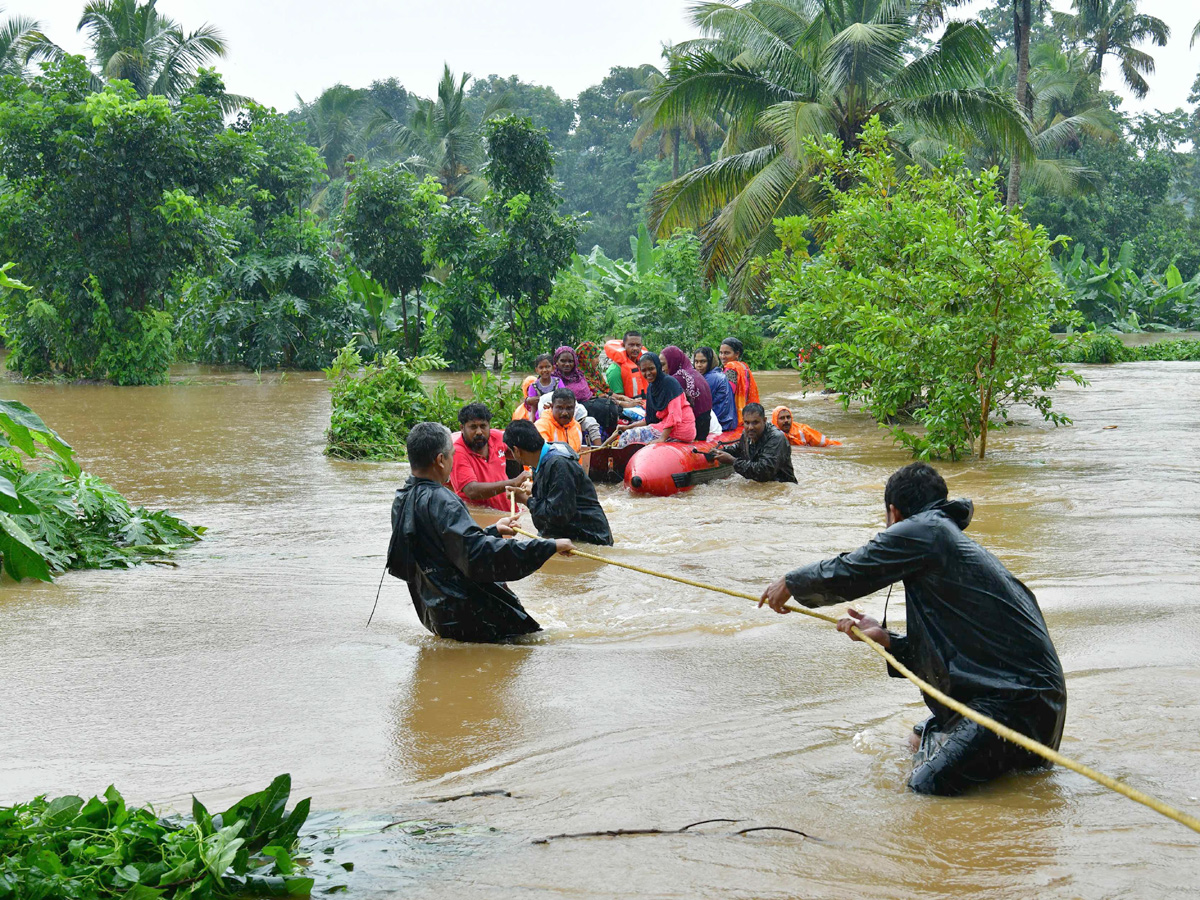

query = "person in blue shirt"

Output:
[[693, 346, 738, 433], [503, 419, 613, 546]]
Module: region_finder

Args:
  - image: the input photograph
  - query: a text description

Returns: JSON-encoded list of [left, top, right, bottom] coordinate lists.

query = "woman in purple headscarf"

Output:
[[553, 345, 620, 439], [661, 345, 713, 441]]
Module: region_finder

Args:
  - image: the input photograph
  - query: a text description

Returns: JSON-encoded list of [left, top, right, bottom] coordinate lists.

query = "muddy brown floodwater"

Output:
[[2, 362, 1199, 898]]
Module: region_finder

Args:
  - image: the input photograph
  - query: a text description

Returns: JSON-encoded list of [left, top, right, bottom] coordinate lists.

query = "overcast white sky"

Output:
[[14, 0, 1200, 115]]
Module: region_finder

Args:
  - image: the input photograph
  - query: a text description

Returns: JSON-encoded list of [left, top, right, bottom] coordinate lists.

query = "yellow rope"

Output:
[[514, 527, 1200, 835]]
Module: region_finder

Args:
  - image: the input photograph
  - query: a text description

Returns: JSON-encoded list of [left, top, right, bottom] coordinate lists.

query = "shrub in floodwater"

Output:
[[1055, 335, 1200, 364], [324, 344, 526, 460], [0, 774, 315, 899], [0, 400, 203, 581], [766, 119, 1082, 460]]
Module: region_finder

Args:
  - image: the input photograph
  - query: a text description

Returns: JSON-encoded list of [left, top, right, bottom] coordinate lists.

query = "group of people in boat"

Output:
[[511, 331, 839, 475], [385, 339, 1067, 801]]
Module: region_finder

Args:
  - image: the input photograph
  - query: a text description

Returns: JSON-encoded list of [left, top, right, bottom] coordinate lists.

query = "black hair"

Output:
[[884, 462, 948, 518], [550, 387, 576, 406], [457, 402, 492, 425], [695, 347, 716, 372], [407, 421, 453, 469], [623, 330, 643, 342], [743, 402, 765, 420], [720, 336, 744, 358], [534, 353, 553, 367], [503, 419, 545, 453]]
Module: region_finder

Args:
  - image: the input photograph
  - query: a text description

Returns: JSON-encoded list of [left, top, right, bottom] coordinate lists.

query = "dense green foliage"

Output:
[[1057, 333, 1200, 364], [1053, 242, 1200, 332], [483, 116, 583, 363], [0, 399, 202, 581], [174, 103, 351, 370], [325, 345, 524, 460], [0, 773, 314, 898], [0, 58, 237, 383], [767, 122, 1080, 460], [644, 0, 1029, 293], [543, 225, 777, 366]]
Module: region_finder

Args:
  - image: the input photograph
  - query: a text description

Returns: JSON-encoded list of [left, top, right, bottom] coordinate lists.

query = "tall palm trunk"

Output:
[[1007, 0, 1032, 208]]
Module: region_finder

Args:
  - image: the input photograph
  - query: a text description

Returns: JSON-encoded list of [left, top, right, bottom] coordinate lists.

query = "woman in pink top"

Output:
[[615, 351, 696, 446]]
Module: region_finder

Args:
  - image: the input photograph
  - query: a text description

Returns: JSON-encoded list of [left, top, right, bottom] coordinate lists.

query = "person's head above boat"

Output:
[[550, 388, 576, 427], [693, 347, 717, 375], [719, 337, 744, 366]]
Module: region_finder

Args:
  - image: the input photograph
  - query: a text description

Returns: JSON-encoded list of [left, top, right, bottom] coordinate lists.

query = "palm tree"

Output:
[[1191, 17, 1199, 49], [965, 43, 1118, 198], [76, 0, 228, 100], [1052, 0, 1169, 100], [0, 7, 47, 77], [296, 84, 368, 180], [371, 65, 509, 201], [621, 49, 726, 178], [646, 0, 1030, 291]]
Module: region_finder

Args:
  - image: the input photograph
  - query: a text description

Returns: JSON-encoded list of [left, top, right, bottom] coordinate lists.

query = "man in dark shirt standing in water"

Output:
[[758, 462, 1067, 795], [712, 403, 797, 483], [387, 422, 574, 643]]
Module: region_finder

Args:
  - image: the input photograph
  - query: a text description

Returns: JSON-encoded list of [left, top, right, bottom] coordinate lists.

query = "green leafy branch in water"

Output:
[[0, 774, 316, 899], [0, 400, 203, 582], [324, 344, 526, 460]]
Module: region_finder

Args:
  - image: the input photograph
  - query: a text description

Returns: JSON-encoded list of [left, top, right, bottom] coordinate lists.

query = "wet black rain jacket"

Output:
[[784, 499, 1067, 745], [528, 444, 614, 545], [387, 476, 558, 643], [728, 423, 797, 483]]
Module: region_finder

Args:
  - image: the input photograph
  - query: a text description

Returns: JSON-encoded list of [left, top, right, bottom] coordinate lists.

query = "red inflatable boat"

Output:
[[624, 440, 734, 497]]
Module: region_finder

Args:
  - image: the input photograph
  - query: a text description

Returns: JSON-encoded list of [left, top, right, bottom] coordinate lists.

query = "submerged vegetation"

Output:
[[0, 774, 315, 899], [325, 345, 525, 460], [0, 400, 202, 581]]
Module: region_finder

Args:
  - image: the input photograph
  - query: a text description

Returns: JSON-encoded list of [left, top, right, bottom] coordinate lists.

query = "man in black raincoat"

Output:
[[759, 462, 1067, 796], [387, 422, 575, 643], [502, 419, 614, 546], [712, 403, 797, 484]]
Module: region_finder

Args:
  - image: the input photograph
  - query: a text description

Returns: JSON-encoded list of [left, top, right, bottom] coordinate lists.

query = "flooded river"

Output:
[[2, 362, 1199, 898]]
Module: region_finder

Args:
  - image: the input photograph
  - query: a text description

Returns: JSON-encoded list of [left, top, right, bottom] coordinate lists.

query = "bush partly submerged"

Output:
[[1056, 334, 1200, 364], [0, 774, 315, 899], [324, 344, 525, 460], [0, 401, 203, 582]]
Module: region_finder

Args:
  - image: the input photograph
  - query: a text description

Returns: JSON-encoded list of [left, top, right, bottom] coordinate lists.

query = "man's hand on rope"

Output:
[[836, 608, 891, 648], [759, 577, 793, 614]]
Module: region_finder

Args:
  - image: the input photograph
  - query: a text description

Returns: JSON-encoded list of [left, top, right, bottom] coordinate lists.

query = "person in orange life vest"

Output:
[[535, 388, 584, 454], [614, 352, 697, 447], [771, 406, 842, 447], [719, 337, 760, 425], [450, 403, 530, 512], [604, 331, 650, 404], [511, 375, 538, 421]]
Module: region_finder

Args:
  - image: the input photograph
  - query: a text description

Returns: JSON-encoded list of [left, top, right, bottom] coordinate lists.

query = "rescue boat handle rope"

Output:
[[510, 524, 1200, 835]]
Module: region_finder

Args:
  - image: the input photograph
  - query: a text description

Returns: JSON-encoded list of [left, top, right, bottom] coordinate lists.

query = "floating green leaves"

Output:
[[0, 774, 317, 899]]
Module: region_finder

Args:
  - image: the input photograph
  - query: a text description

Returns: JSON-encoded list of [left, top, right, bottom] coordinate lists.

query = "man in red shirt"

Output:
[[450, 403, 529, 511]]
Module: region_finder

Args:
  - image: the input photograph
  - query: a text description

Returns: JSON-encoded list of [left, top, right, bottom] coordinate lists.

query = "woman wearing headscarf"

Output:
[[556, 344, 619, 439], [575, 341, 612, 398], [771, 406, 842, 447], [615, 352, 696, 447], [661, 345, 713, 441], [694, 347, 738, 434], [719, 337, 760, 426]]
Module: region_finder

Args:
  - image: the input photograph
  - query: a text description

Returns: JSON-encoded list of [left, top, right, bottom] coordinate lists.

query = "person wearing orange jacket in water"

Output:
[[771, 406, 842, 447], [604, 331, 650, 403], [719, 337, 760, 426]]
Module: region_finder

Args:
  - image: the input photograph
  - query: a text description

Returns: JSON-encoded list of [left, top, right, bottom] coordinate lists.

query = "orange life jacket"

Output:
[[771, 406, 841, 447], [512, 376, 538, 421], [604, 339, 649, 397], [535, 410, 582, 454]]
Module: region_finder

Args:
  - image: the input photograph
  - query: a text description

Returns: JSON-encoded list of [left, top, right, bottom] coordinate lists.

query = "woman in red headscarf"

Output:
[[661, 345, 713, 441]]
